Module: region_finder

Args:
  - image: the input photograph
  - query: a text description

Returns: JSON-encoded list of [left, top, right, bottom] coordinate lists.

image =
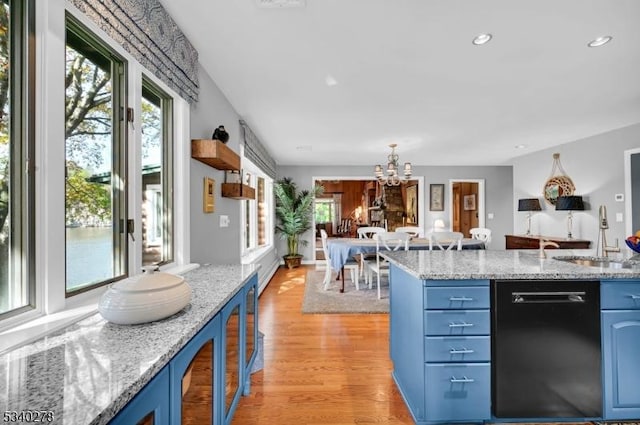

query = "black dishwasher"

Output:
[[492, 280, 601, 418]]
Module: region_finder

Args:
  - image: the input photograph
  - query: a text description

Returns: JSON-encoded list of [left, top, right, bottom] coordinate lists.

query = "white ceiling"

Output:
[[159, 0, 640, 167]]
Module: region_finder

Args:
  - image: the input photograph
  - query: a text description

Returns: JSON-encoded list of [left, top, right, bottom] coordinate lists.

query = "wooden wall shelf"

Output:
[[191, 139, 240, 171], [221, 183, 255, 200]]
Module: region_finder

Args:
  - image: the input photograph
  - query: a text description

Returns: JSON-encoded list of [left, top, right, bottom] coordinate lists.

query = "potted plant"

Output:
[[274, 177, 323, 269]]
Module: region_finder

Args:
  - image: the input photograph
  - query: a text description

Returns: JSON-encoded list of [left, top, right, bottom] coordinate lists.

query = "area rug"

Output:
[[301, 269, 389, 314]]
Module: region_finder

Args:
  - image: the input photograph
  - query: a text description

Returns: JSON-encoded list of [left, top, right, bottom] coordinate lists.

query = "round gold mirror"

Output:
[[543, 175, 575, 205]]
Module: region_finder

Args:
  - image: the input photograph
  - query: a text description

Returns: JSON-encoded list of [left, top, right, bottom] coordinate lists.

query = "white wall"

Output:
[[511, 123, 640, 254]]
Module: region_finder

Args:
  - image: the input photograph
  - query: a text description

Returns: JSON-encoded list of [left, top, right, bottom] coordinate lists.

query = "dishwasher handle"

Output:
[[512, 291, 586, 303]]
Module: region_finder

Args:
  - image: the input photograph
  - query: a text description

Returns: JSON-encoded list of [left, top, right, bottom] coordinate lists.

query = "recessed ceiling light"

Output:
[[325, 74, 338, 87], [588, 36, 612, 48], [472, 33, 492, 46]]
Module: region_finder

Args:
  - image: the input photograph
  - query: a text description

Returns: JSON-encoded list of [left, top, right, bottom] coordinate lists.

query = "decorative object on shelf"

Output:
[[222, 169, 255, 200], [374, 143, 412, 186], [543, 153, 575, 205], [211, 125, 229, 143], [203, 177, 215, 213], [463, 194, 476, 211], [98, 266, 192, 325], [518, 198, 542, 236], [274, 177, 324, 269], [225, 170, 241, 183], [430, 184, 444, 211], [555, 195, 585, 239]]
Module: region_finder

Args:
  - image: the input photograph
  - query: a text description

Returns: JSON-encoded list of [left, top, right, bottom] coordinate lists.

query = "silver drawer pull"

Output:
[[450, 376, 475, 384], [449, 348, 474, 354], [629, 294, 640, 300], [449, 296, 474, 302], [449, 322, 474, 328]]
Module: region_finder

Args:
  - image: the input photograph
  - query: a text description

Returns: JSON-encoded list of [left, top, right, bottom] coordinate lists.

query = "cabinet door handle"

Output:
[[449, 348, 474, 354], [449, 322, 474, 328], [449, 296, 474, 302], [450, 376, 475, 383]]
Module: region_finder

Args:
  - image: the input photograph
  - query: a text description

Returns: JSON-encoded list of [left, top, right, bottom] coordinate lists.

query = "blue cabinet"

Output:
[[109, 272, 258, 425], [389, 265, 490, 424], [601, 280, 640, 420], [110, 367, 170, 425]]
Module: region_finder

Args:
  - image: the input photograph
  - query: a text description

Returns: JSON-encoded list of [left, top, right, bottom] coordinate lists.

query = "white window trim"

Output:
[[0, 0, 195, 350], [240, 153, 274, 260]]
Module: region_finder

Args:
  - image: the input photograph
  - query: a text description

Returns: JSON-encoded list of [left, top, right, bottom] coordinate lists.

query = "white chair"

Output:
[[320, 229, 359, 290], [395, 226, 424, 238], [427, 230, 463, 251], [364, 232, 410, 299], [356, 226, 386, 280], [470, 227, 492, 246]]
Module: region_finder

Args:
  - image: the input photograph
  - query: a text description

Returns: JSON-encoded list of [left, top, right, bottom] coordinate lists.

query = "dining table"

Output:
[[326, 237, 486, 291]]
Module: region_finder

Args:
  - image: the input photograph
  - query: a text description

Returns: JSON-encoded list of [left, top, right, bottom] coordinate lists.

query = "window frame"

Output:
[[240, 157, 273, 258], [0, 0, 36, 321]]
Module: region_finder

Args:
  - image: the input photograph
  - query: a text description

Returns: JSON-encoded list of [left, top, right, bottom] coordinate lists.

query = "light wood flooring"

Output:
[[232, 265, 600, 425]]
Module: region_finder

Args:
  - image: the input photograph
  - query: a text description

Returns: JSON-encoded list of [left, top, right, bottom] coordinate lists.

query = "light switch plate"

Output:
[[488, 213, 494, 219], [616, 213, 623, 222], [220, 215, 230, 227]]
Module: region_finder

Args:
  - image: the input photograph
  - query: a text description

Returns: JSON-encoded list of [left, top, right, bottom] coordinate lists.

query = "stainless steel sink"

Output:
[[553, 255, 640, 269]]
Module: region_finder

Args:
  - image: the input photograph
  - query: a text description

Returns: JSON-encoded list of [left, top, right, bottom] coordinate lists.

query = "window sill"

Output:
[[0, 263, 200, 355], [242, 245, 274, 264]]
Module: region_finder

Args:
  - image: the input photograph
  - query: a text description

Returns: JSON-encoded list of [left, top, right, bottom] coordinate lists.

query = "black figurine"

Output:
[[212, 125, 229, 144]]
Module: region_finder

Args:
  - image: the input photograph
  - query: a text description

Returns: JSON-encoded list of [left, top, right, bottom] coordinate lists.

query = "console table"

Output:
[[505, 234, 590, 249]]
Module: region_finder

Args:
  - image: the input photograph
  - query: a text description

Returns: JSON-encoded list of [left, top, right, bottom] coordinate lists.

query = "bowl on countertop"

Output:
[[98, 266, 192, 325], [625, 238, 640, 254]]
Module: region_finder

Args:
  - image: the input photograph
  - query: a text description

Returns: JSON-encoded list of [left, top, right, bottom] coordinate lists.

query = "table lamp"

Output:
[[556, 195, 585, 239], [518, 198, 541, 236]]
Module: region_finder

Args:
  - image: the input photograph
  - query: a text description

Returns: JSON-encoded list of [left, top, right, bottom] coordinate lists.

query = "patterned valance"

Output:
[[239, 120, 277, 179], [70, 0, 199, 103]]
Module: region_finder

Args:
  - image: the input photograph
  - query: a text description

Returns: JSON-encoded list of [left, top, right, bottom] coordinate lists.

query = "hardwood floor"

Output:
[[232, 265, 598, 425], [233, 265, 413, 424]]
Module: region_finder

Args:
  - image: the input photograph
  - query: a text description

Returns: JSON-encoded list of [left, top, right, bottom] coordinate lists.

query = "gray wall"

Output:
[[189, 65, 279, 292], [511, 123, 640, 253], [277, 164, 513, 260]]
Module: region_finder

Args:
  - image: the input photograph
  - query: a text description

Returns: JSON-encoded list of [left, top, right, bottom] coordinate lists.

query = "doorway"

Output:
[[449, 179, 485, 237]]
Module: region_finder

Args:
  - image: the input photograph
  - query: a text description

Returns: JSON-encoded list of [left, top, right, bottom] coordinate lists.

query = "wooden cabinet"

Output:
[[601, 280, 640, 420], [389, 266, 491, 424], [505, 234, 590, 249], [191, 139, 240, 171]]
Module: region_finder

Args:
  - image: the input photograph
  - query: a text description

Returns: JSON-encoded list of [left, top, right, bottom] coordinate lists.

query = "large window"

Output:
[[65, 16, 127, 294], [242, 161, 272, 255], [0, 0, 34, 318], [141, 77, 173, 266]]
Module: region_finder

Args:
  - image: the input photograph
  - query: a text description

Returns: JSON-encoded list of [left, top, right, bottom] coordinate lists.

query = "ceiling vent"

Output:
[[256, 0, 306, 8]]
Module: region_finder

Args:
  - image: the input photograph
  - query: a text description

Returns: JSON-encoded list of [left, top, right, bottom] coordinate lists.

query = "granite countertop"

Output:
[[0, 264, 258, 425], [382, 249, 640, 280]]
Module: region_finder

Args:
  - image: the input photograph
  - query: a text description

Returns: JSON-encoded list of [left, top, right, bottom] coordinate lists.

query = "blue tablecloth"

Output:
[[327, 237, 485, 272]]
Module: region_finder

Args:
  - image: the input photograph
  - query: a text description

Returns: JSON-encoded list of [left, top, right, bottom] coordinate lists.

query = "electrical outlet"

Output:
[[488, 213, 494, 220], [616, 213, 623, 222], [615, 193, 624, 202], [220, 215, 230, 227]]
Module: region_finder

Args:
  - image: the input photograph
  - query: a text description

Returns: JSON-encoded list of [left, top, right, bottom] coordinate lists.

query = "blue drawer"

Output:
[[424, 363, 491, 422], [425, 310, 490, 336], [425, 336, 490, 363], [424, 286, 490, 310], [601, 281, 640, 310]]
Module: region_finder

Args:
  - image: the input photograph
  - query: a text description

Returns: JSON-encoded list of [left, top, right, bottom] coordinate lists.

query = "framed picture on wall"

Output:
[[464, 194, 476, 211], [430, 184, 444, 211]]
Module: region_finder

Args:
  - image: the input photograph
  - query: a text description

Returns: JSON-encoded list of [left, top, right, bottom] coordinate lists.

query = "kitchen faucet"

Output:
[[597, 205, 620, 257], [539, 239, 560, 259]]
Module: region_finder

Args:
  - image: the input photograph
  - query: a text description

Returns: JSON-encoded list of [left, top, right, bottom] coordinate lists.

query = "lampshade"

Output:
[[518, 198, 541, 212], [555, 196, 585, 211]]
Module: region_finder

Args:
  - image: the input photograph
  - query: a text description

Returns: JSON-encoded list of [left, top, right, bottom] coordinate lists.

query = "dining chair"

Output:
[[356, 226, 386, 280], [320, 229, 359, 290], [395, 226, 425, 238], [470, 227, 492, 246], [364, 232, 410, 299], [427, 230, 463, 251]]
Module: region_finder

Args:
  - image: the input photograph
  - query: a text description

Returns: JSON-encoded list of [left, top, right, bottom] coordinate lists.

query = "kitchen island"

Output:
[[382, 249, 640, 424], [0, 264, 259, 425]]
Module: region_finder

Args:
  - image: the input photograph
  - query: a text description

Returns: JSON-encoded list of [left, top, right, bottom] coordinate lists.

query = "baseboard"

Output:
[[258, 256, 280, 296]]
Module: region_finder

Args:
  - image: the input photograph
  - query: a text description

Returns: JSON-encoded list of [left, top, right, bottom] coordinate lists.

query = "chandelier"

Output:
[[374, 143, 412, 186]]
